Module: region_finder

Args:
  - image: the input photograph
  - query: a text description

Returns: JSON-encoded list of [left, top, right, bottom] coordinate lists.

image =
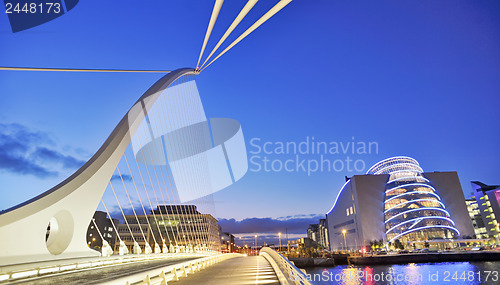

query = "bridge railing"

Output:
[[0, 252, 219, 283], [100, 253, 241, 285], [259, 247, 312, 285]]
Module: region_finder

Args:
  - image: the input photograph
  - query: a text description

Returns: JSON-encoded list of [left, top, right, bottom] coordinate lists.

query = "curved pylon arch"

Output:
[[0, 68, 196, 265]]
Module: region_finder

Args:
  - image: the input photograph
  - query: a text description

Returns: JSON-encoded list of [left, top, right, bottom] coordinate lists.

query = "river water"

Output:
[[304, 261, 499, 284]]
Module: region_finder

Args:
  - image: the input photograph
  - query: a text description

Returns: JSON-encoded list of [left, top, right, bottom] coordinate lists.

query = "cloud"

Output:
[[32, 147, 85, 169], [217, 214, 325, 235], [111, 174, 133, 183], [0, 150, 58, 178], [108, 205, 152, 223], [234, 233, 306, 245], [0, 123, 86, 178]]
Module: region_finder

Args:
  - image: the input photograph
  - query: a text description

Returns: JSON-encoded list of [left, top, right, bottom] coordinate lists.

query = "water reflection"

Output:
[[305, 262, 499, 284]]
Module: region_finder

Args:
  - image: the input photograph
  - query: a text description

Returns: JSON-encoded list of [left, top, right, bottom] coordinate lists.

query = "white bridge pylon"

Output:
[[0, 68, 248, 266]]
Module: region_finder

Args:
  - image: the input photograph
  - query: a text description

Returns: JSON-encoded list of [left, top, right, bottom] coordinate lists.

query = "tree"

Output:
[[394, 239, 404, 250], [378, 239, 384, 247]]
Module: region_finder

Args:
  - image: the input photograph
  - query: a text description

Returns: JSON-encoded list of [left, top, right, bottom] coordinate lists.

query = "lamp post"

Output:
[[279, 232, 282, 253], [342, 229, 347, 252], [255, 235, 257, 255]]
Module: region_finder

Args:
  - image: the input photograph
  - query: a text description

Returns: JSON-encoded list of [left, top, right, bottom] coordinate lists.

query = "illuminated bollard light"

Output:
[[133, 241, 142, 254], [143, 274, 151, 285], [171, 268, 179, 281], [182, 265, 188, 277], [159, 271, 167, 285], [119, 240, 129, 255], [145, 243, 153, 255]]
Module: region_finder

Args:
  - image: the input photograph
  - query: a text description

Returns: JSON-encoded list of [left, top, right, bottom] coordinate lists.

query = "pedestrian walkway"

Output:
[[173, 255, 280, 285]]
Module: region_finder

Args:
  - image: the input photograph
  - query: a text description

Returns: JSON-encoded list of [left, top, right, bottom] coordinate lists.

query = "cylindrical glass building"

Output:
[[366, 156, 460, 243]]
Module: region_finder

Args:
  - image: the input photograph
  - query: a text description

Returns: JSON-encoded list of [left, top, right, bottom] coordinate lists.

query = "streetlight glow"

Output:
[[278, 232, 282, 253], [342, 229, 347, 252]]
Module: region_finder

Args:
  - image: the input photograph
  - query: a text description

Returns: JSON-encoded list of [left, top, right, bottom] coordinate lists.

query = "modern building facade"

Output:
[[326, 156, 475, 251], [86, 211, 118, 251], [470, 182, 500, 241], [115, 205, 220, 253], [220, 232, 235, 253], [307, 219, 329, 249], [465, 196, 488, 239]]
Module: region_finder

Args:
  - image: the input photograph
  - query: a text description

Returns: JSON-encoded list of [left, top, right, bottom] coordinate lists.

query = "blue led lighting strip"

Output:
[[385, 191, 441, 203], [388, 225, 460, 243], [385, 183, 437, 194], [385, 216, 456, 235], [384, 198, 445, 214], [366, 156, 420, 174], [384, 207, 451, 224], [326, 180, 351, 215], [388, 176, 430, 184]]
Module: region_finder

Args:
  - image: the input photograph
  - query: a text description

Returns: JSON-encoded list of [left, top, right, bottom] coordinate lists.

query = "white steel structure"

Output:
[[0, 68, 248, 266]]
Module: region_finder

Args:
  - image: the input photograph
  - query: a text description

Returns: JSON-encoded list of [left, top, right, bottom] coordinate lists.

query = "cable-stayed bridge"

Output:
[[0, 67, 310, 284], [0, 1, 312, 284]]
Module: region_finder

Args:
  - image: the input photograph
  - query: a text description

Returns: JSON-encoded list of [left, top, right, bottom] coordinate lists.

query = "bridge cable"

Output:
[[135, 123, 179, 250], [116, 167, 150, 252], [137, 99, 195, 251], [126, 147, 170, 251], [200, 0, 259, 69], [201, 0, 292, 71], [189, 74, 216, 252], [129, 144, 173, 252], [141, 86, 191, 252], [100, 199, 123, 244], [0, 66, 171, 73], [167, 74, 213, 252], [122, 154, 160, 250], [196, 0, 224, 69], [109, 180, 138, 246], [167, 74, 200, 252], [155, 75, 200, 251], [91, 218, 106, 245], [175, 74, 212, 251]]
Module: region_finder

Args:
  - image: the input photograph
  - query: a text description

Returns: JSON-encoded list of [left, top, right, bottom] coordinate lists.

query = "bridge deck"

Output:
[[174, 255, 280, 285], [9, 256, 200, 284]]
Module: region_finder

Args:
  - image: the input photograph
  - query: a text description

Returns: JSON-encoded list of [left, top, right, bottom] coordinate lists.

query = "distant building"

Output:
[[307, 224, 319, 243], [318, 219, 329, 249], [288, 237, 318, 253], [115, 205, 220, 253], [465, 196, 488, 238], [307, 219, 329, 249], [220, 232, 235, 253], [86, 211, 118, 251], [326, 157, 475, 251], [470, 182, 500, 241]]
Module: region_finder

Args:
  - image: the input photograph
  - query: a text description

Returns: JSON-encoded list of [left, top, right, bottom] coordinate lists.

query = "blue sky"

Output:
[[1, 0, 500, 241]]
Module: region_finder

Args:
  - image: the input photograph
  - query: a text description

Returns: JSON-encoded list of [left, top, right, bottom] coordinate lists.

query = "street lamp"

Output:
[[342, 229, 347, 252], [279, 232, 282, 253], [255, 235, 257, 254]]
